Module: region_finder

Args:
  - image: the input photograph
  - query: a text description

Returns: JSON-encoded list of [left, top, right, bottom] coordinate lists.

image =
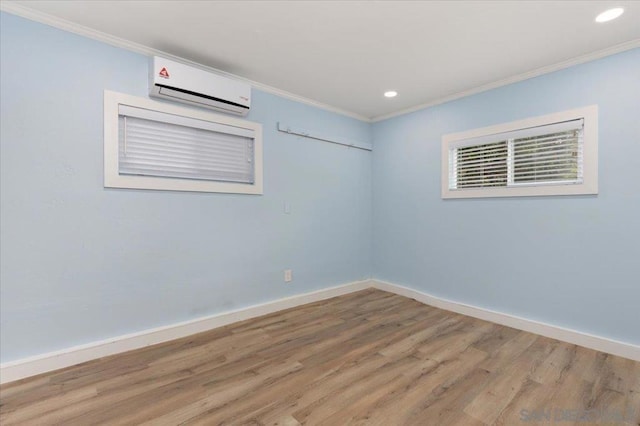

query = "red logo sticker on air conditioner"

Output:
[[159, 67, 170, 79]]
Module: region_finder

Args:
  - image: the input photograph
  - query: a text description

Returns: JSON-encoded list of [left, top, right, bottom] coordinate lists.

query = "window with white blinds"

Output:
[[104, 91, 263, 194], [442, 105, 598, 199]]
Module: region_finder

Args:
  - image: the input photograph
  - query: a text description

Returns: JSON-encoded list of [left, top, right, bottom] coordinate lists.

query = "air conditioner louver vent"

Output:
[[149, 57, 251, 116]]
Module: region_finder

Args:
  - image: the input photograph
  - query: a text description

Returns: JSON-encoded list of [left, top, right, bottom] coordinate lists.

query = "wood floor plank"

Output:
[[476, 330, 539, 373], [330, 349, 489, 426], [464, 335, 558, 424], [1, 289, 638, 425], [530, 340, 573, 385], [240, 352, 397, 425], [291, 355, 421, 425]]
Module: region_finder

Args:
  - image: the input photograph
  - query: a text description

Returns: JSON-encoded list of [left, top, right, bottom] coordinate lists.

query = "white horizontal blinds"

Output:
[[118, 105, 255, 184], [451, 141, 508, 189], [511, 123, 583, 186], [450, 119, 583, 190]]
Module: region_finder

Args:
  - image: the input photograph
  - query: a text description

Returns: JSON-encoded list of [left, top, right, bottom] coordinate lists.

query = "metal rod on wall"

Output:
[[277, 122, 372, 151]]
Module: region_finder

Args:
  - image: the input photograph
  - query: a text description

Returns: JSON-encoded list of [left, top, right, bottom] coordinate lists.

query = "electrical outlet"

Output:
[[284, 269, 293, 283]]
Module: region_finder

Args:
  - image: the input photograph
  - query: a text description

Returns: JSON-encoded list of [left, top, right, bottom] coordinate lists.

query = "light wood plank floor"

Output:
[[1, 289, 639, 425]]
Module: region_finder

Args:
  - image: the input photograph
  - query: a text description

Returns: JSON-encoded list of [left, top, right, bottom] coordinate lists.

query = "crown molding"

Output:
[[2, 2, 639, 125], [371, 39, 640, 123], [0, 2, 371, 123]]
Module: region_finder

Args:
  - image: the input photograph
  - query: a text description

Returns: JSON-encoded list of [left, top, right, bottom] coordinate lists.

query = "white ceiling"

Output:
[[5, 1, 640, 120]]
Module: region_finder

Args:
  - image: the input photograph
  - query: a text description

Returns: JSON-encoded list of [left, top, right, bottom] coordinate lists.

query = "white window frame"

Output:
[[104, 90, 263, 194], [441, 105, 598, 199]]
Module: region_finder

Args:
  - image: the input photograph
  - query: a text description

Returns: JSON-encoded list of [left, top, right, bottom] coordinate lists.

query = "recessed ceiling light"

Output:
[[384, 91, 398, 98], [595, 7, 624, 23]]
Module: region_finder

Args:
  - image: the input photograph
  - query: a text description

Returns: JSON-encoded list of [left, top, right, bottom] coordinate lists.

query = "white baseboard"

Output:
[[3, 277, 637, 385], [371, 279, 640, 362], [0, 279, 373, 385]]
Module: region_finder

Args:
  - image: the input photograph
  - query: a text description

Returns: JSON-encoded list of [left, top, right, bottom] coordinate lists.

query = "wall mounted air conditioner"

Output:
[[149, 56, 251, 116]]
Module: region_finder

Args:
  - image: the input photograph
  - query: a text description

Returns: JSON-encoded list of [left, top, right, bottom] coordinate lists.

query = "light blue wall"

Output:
[[373, 48, 640, 345], [2, 11, 639, 365], [0, 12, 372, 363]]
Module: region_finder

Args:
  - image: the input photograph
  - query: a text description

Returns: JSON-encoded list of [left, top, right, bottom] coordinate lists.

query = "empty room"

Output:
[[1, 1, 639, 424]]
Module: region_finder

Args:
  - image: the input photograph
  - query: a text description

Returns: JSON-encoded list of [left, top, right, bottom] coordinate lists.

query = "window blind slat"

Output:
[[125, 122, 250, 152], [121, 153, 249, 170], [514, 146, 579, 156], [513, 154, 579, 165], [511, 129, 582, 185], [513, 133, 579, 145], [119, 105, 254, 138], [450, 119, 582, 150], [122, 137, 249, 157], [127, 123, 250, 144], [451, 140, 508, 190], [514, 168, 579, 176], [120, 162, 252, 177], [118, 115, 255, 184], [455, 166, 509, 176], [456, 180, 508, 186], [122, 168, 252, 183], [455, 145, 508, 155], [120, 129, 251, 162], [450, 123, 584, 190], [125, 131, 249, 153], [456, 181, 508, 186]]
